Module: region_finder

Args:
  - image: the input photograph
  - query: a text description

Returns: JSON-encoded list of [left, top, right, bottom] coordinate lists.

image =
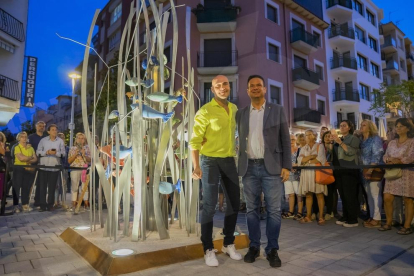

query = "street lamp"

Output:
[[68, 72, 81, 148]]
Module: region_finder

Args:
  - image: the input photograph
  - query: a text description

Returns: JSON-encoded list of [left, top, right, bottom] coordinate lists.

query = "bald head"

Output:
[[211, 75, 230, 100]]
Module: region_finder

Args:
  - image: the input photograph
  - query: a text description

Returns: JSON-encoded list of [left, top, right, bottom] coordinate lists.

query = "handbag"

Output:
[[315, 162, 335, 185], [363, 168, 384, 181], [384, 168, 402, 180]]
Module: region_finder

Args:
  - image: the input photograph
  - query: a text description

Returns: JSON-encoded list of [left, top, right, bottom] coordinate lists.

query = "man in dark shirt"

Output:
[[28, 121, 46, 207]]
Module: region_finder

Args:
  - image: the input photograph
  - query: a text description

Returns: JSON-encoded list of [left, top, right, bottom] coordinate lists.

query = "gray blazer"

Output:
[[236, 102, 291, 177]]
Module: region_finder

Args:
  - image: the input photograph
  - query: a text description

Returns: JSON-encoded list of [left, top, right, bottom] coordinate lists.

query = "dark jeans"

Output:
[[38, 170, 59, 209], [12, 168, 35, 205], [200, 156, 240, 252], [243, 160, 283, 254], [334, 168, 359, 224], [325, 182, 337, 215]]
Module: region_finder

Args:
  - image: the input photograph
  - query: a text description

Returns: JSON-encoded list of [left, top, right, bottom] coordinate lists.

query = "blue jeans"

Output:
[[243, 160, 283, 254], [200, 156, 240, 252]]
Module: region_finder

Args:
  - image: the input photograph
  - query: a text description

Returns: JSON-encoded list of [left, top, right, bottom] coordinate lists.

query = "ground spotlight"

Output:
[[111, 249, 135, 257]]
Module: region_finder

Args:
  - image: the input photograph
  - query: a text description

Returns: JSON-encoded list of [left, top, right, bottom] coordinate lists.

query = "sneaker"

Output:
[[266, 248, 282, 268], [336, 219, 346, 225], [343, 222, 359, 228], [22, 205, 32, 212], [204, 249, 219, 267], [13, 206, 21, 213], [325, 213, 332, 221], [244, 247, 260, 263], [222, 244, 242, 260]]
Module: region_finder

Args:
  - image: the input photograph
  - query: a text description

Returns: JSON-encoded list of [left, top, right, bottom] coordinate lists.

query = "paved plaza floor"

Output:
[[0, 203, 413, 276]]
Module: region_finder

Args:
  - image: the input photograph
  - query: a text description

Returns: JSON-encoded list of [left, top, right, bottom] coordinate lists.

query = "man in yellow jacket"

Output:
[[190, 75, 242, 267]]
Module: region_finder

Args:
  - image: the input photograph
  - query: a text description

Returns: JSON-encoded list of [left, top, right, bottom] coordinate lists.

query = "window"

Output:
[[355, 26, 365, 43], [400, 59, 406, 72], [362, 113, 372, 120], [164, 46, 171, 63], [315, 65, 323, 80], [360, 83, 370, 101], [268, 43, 279, 63], [366, 9, 375, 26], [368, 36, 377, 52], [110, 3, 122, 25], [353, 0, 363, 15], [296, 93, 309, 108], [317, 100, 325, 115], [371, 62, 379, 78], [108, 30, 121, 51], [294, 55, 307, 68], [357, 54, 368, 71], [270, 85, 281, 104], [313, 31, 321, 47], [266, 4, 278, 24]]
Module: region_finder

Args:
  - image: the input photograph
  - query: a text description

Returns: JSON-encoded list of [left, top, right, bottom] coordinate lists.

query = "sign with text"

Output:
[[24, 56, 38, 107]]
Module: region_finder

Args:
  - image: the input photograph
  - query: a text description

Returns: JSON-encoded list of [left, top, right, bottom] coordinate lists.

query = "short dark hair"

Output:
[[341, 120, 355, 135], [47, 124, 58, 131], [247, 75, 265, 86], [395, 118, 414, 138]]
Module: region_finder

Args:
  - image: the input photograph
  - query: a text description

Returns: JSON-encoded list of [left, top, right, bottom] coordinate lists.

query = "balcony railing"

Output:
[[294, 108, 321, 124], [406, 53, 414, 61], [292, 67, 320, 85], [290, 27, 320, 48], [197, 51, 238, 67], [381, 36, 397, 48], [332, 88, 360, 102], [0, 74, 20, 101], [330, 57, 358, 70], [0, 8, 25, 42], [328, 24, 355, 39], [385, 60, 399, 71], [194, 8, 238, 23], [326, 0, 352, 9]]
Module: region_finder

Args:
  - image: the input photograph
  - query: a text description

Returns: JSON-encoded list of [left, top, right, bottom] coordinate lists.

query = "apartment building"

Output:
[[405, 38, 414, 81], [0, 0, 29, 126], [323, 0, 384, 130], [93, 0, 330, 132]]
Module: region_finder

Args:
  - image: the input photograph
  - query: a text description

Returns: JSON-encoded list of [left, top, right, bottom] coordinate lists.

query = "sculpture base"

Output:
[[60, 223, 249, 275]]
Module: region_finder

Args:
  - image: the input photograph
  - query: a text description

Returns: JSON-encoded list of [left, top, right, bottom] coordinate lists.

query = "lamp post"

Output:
[[68, 72, 81, 148]]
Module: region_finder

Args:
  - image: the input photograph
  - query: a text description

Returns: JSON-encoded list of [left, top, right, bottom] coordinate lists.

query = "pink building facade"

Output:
[[94, 0, 330, 133]]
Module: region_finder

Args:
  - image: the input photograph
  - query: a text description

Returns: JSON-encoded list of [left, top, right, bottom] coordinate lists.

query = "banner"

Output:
[[24, 56, 38, 107]]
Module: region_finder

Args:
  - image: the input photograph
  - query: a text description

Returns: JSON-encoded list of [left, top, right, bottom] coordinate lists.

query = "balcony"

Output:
[[0, 74, 20, 101], [92, 33, 99, 47], [294, 108, 322, 128], [0, 8, 25, 42], [332, 88, 360, 102], [406, 53, 414, 65], [383, 60, 399, 75], [328, 24, 355, 48], [292, 67, 320, 91], [290, 28, 319, 54], [326, 0, 353, 19], [193, 6, 239, 33], [381, 36, 397, 54], [330, 57, 358, 77], [197, 51, 238, 75]]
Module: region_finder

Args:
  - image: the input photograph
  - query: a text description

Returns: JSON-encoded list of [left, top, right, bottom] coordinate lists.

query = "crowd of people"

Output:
[[282, 118, 414, 235], [0, 122, 92, 213]]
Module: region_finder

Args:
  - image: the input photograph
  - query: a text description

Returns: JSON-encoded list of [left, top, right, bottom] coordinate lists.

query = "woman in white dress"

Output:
[[297, 129, 327, 225]]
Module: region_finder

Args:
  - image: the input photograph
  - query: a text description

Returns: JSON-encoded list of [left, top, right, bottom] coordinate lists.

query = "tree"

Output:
[[20, 121, 36, 135], [369, 80, 414, 118]]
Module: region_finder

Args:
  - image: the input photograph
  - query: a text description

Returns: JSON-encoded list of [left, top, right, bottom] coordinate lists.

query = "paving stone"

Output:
[[279, 263, 314, 275], [24, 244, 47, 252], [39, 249, 64, 258], [37, 233, 57, 239], [0, 242, 14, 249], [0, 236, 21, 243], [0, 254, 17, 265], [1, 247, 25, 256], [261, 268, 297, 276], [12, 240, 34, 247], [21, 268, 51, 276], [19, 234, 40, 240], [47, 263, 77, 276], [9, 231, 28, 236], [32, 238, 54, 245], [27, 230, 44, 235], [4, 260, 33, 273], [16, 251, 41, 262], [0, 264, 3, 275], [30, 257, 56, 269]]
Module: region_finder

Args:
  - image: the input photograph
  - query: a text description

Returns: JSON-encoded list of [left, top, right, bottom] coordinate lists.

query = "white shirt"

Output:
[[247, 101, 265, 159]]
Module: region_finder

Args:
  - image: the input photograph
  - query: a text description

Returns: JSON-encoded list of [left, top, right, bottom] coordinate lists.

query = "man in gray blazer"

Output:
[[236, 75, 291, 268]]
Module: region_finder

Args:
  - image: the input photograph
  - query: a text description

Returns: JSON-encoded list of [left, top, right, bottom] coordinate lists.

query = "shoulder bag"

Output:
[[384, 168, 402, 180], [315, 144, 335, 185], [363, 168, 385, 181]]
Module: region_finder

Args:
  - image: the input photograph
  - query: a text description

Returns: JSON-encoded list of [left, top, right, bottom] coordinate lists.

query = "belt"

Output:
[[248, 159, 264, 163]]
